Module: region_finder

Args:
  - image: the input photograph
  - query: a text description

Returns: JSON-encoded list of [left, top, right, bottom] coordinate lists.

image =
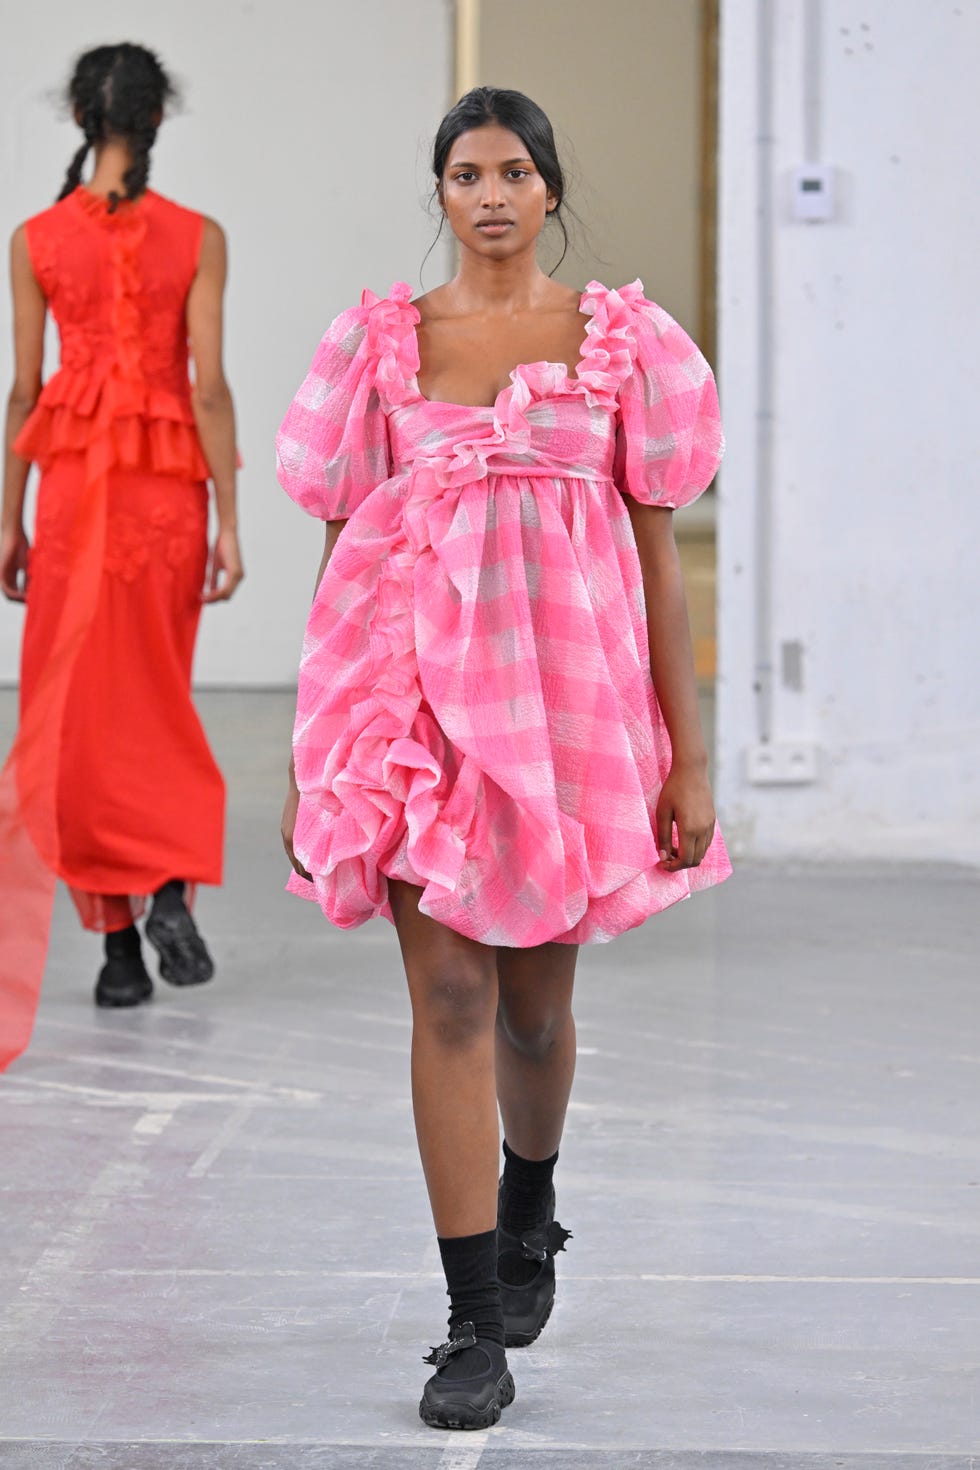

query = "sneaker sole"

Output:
[[504, 1296, 553, 1349], [145, 915, 214, 988], [95, 982, 153, 1009], [418, 1369, 515, 1431]]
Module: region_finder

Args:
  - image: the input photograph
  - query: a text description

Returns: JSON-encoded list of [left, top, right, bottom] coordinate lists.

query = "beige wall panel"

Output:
[[477, 0, 703, 330]]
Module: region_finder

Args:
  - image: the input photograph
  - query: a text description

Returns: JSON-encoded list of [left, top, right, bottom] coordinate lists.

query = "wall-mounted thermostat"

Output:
[[791, 164, 835, 222]]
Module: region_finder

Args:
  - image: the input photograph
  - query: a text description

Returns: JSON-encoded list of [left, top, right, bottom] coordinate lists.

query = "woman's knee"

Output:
[[496, 997, 570, 1061], [410, 959, 497, 1049]]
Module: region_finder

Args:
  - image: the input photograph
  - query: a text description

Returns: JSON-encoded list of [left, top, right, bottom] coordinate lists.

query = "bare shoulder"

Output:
[[199, 216, 227, 253], [9, 224, 42, 294], [546, 280, 589, 323], [412, 284, 452, 324], [543, 280, 585, 311]]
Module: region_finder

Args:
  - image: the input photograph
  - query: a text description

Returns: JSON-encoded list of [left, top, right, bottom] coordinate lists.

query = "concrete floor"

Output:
[[0, 691, 978, 1468]]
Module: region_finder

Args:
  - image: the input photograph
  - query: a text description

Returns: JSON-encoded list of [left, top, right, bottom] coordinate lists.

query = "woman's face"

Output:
[[440, 123, 556, 260]]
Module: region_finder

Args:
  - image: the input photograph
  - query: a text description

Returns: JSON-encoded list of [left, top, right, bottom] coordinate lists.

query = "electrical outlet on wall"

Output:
[[745, 742, 820, 785]]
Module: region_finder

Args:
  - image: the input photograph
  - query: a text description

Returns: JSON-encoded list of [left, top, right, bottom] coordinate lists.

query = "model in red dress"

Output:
[[0, 45, 243, 1068]]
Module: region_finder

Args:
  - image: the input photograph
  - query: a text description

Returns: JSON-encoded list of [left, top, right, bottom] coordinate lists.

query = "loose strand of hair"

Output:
[[419, 207, 447, 289]]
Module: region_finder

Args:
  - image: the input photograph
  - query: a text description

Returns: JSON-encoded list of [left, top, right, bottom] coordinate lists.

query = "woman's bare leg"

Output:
[[388, 879, 500, 1237], [495, 943, 578, 1161], [391, 883, 515, 1429]]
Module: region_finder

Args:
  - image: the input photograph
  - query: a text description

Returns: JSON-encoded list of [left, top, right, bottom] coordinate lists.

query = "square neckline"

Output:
[[408, 288, 593, 412]]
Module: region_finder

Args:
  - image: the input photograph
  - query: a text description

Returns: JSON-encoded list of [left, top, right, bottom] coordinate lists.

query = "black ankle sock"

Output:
[[152, 879, 186, 914], [499, 1139, 559, 1236], [104, 924, 141, 960], [437, 1229, 505, 1358]]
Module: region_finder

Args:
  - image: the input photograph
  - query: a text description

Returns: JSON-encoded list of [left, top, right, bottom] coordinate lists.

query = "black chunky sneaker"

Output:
[[145, 889, 214, 987], [498, 1185, 572, 1348], [95, 950, 153, 1008], [419, 1321, 515, 1431]]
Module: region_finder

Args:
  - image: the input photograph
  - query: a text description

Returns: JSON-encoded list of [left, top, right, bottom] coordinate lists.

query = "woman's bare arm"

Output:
[[626, 499, 717, 870], [186, 217, 243, 602], [1, 227, 45, 601], [313, 519, 344, 595]]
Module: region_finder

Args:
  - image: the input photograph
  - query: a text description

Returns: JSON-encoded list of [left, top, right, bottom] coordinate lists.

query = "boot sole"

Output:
[[418, 1369, 515, 1430]]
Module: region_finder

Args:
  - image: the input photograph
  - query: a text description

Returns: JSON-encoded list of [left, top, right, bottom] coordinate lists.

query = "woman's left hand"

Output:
[[203, 527, 245, 603], [656, 763, 717, 871]]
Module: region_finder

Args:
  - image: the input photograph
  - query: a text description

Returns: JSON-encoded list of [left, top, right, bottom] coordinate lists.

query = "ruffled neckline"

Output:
[[73, 185, 151, 226], [362, 279, 648, 417], [354, 281, 652, 492]]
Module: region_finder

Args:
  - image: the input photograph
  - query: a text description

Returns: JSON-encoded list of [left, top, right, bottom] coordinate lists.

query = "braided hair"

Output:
[[57, 43, 176, 212]]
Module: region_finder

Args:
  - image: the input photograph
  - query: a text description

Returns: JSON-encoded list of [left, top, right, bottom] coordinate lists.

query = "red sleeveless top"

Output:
[[15, 186, 209, 479]]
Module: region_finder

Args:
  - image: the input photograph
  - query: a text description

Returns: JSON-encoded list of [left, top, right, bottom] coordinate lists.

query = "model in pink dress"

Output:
[[278, 88, 730, 1430]]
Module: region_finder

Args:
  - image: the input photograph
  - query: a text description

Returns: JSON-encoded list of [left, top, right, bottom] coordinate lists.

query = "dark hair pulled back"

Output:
[[58, 43, 176, 212], [432, 87, 570, 273]]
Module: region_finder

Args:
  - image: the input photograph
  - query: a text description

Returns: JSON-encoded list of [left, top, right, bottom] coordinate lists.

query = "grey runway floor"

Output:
[[0, 690, 978, 1469]]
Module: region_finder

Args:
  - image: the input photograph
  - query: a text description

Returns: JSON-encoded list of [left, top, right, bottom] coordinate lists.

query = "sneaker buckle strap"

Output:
[[520, 1220, 572, 1263], [422, 1321, 478, 1367]]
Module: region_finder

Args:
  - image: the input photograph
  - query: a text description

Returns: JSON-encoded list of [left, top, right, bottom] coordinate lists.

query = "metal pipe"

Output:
[[454, 0, 480, 98], [803, 0, 822, 161]]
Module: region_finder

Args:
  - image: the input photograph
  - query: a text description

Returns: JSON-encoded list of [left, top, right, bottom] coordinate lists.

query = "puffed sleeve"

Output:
[[614, 297, 724, 509], [276, 305, 391, 520]]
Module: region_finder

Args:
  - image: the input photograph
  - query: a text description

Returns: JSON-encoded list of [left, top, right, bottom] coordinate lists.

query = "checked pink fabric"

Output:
[[277, 281, 731, 946]]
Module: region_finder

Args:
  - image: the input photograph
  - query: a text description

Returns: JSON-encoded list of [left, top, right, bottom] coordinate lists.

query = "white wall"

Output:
[[716, 0, 980, 863], [0, 0, 451, 686]]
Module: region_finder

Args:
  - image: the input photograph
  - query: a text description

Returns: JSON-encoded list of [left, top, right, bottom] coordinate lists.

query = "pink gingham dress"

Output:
[[277, 281, 731, 946]]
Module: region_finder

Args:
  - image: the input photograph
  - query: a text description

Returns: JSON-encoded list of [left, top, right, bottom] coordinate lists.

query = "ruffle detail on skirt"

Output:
[[288, 493, 468, 926]]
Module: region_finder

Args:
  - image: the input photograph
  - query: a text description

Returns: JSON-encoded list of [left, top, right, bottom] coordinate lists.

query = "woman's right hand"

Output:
[[281, 769, 313, 881], [202, 526, 245, 603], [0, 526, 30, 602]]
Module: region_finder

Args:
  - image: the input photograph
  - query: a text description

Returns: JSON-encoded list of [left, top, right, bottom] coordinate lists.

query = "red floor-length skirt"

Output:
[[0, 452, 224, 1067]]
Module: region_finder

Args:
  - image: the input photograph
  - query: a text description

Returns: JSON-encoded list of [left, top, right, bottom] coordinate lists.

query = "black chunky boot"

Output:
[[498, 1184, 572, 1347], [419, 1321, 515, 1431], [145, 880, 214, 987], [95, 926, 153, 1008]]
